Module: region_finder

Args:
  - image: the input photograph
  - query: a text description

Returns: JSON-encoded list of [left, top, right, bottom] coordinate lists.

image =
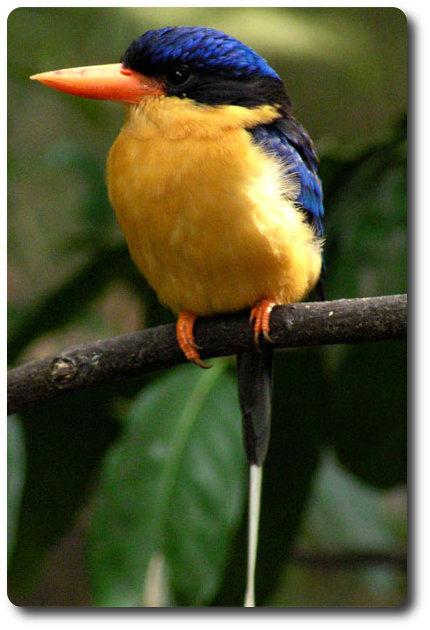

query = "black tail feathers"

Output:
[[313, 277, 326, 301], [237, 346, 274, 466]]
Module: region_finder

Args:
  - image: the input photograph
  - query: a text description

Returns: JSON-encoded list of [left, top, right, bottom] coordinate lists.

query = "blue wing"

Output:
[[249, 117, 325, 239]]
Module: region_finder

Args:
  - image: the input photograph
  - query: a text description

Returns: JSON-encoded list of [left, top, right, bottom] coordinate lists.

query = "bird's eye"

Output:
[[163, 67, 192, 87]]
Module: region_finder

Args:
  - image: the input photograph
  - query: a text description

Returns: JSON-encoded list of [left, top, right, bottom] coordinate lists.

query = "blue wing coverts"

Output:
[[250, 119, 324, 239]]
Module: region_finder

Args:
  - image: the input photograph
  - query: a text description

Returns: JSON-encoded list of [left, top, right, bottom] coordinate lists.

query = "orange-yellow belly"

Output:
[[107, 97, 322, 316]]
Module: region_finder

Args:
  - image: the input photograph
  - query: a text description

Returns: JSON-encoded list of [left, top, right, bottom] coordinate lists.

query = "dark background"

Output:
[[8, 7, 406, 606]]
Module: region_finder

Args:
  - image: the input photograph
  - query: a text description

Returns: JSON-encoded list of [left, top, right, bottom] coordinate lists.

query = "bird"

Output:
[[31, 26, 325, 606]]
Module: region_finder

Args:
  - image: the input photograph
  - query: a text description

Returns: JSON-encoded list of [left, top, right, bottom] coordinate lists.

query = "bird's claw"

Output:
[[250, 299, 276, 350], [176, 311, 212, 369], [188, 338, 203, 351], [191, 356, 212, 369]]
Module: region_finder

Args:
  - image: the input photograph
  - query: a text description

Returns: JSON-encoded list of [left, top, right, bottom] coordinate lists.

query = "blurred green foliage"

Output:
[[7, 7, 406, 606], [88, 361, 246, 606]]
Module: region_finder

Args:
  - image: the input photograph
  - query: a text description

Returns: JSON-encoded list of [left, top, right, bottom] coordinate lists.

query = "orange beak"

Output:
[[30, 63, 165, 104]]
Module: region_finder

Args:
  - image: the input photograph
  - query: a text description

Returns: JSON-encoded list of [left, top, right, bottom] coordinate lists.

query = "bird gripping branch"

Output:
[[31, 26, 325, 606]]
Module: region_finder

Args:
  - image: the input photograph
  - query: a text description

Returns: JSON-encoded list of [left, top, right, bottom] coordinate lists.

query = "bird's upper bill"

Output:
[[30, 63, 165, 104]]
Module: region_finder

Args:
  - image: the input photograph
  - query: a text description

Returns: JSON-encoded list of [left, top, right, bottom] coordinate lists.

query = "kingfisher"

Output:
[[31, 26, 324, 605]]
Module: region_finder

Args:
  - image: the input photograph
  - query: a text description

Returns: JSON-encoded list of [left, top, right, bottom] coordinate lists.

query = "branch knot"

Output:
[[50, 356, 79, 389]]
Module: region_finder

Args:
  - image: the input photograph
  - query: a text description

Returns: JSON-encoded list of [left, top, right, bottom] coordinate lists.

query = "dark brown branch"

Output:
[[7, 294, 407, 415]]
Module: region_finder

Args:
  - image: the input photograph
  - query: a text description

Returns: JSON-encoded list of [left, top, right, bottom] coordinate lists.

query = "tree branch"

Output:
[[7, 294, 407, 415]]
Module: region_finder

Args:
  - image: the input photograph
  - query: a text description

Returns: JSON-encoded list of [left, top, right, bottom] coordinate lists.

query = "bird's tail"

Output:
[[237, 346, 274, 466], [237, 346, 274, 606]]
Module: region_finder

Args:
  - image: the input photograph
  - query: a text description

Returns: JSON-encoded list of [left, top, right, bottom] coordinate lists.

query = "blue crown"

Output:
[[122, 26, 280, 80]]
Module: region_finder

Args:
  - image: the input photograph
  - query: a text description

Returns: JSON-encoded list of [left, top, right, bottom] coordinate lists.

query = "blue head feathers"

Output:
[[122, 26, 280, 80], [121, 26, 288, 110]]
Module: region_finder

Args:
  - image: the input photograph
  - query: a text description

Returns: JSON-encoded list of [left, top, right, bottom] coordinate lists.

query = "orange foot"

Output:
[[176, 310, 211, 369], [250, 299, 277, 348]]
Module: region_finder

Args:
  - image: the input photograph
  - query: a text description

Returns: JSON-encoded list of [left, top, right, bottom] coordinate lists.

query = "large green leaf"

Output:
[[300, 451, 404, 552], [87, 360, 246, 606]]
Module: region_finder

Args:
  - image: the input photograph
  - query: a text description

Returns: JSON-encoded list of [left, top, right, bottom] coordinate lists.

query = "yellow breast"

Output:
[[107, 96, 322, 316]]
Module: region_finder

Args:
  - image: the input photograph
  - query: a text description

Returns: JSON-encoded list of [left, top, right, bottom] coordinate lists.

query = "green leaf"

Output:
[[87, 360, 246, 606], [301, 451, 403, 551]]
